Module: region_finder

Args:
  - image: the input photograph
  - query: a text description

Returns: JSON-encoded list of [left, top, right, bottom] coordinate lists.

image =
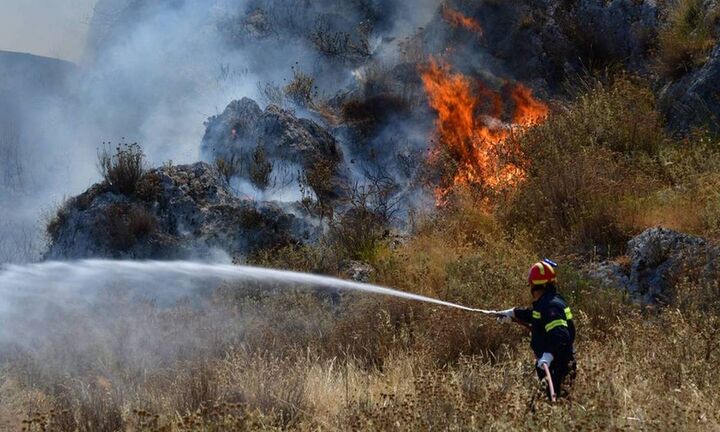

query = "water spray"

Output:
[[0, 260, 501, 315]]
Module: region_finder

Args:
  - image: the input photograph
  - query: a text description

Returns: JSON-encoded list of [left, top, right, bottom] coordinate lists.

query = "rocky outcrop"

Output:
[[46, 162, 317, 260], [201, 98, 348, 203], [421, 0, 658, 92], [572, 0, 658, 70], [661, 42, 720, 133], [584, 227, 720, 303]]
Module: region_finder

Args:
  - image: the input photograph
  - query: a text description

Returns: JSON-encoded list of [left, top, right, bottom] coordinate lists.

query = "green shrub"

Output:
[[328, 207, 387, 262], [562, 75, 668, 155]]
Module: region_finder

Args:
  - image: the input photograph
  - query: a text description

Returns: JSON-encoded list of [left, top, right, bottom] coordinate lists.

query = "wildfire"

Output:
[[441, 5, 483, 35], [420, 59, 548, 204]]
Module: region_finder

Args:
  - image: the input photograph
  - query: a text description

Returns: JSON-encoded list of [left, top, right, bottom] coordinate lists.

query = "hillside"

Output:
[[2, 0, 720, 430]]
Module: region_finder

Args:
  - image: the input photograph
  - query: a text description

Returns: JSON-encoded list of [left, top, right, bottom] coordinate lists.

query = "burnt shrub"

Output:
[[214, 154, 242, 184], [283, 68, 317, 108], [299, 158, 337, 222], [98, 142, 146, 196], [135, 171, 163, 202], [45, 199, 73, 244], [341, 93, 410, 138], [99, 203, 157, 252], [249, 146, 273, 190]]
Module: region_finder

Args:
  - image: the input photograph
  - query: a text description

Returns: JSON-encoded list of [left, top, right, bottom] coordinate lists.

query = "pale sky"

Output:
[[0, 0, 98, 62]]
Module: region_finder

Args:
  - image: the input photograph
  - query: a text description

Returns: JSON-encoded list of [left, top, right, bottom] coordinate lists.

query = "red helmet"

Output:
[[527, 260, 557, 286]]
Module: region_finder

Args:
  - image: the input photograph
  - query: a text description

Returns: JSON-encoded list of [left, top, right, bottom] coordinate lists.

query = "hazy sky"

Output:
[[0, 0, 98, 62]]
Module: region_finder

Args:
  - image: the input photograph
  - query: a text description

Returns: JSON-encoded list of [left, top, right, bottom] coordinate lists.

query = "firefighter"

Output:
[[496, 259, 576, 399]]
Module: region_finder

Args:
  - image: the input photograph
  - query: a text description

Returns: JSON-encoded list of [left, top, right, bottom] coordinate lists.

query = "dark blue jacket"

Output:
[[514, 285, 575, 359]]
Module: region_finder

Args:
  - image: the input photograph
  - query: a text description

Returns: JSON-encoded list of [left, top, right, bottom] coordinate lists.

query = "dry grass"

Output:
[[500, 75, 720, 255], [6, 276, 718, 430], [658, 0, 719, 79]]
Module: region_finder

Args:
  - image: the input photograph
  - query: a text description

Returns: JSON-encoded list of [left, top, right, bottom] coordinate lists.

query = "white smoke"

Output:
[[0, 0, 444, 264]]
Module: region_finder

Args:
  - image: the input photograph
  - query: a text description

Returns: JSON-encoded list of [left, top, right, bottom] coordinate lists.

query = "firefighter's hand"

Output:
[[537, 352, 554, 368], [496, 308, 515, 324]]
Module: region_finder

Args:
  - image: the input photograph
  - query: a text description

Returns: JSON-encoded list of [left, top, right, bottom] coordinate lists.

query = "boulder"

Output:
[[45, 162, 317, 260], [582, 260, 631, 292], [573, 0, 658, 71], [583, 227, 720, 303], [201, 98, 348, 203], [420, 0, 658, 92], [341, 260, 376, 283]]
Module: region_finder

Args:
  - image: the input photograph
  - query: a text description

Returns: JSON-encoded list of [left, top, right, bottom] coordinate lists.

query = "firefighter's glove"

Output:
[[537, 352, 554, 368], [496, 308, 515, 324]]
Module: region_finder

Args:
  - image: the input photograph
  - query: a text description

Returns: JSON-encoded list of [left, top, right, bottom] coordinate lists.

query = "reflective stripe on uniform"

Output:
[[564, 307, 573, 320], [545, 319, 568, 332], [532, 311, 541, 319]]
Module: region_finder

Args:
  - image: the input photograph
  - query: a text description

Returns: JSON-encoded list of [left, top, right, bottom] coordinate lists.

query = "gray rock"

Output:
[[201, 98, 348, 203], [662, 42, 720, 133], [45, 162, 318, 261], [626, 227, 707, 302], [419, 0, 658, 92], [582, 260, 631, 291], [341, 260, 376, 283], [585, 227, 719, 303], [574, 0, 658, 70]]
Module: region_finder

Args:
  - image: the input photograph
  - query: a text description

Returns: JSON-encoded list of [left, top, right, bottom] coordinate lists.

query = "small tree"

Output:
[[249, 146, 273, 190], [284, 67, 317, 108], [215, 154, 243, 183], [98, 142, 146, 195], [299, 159, 336, 225]]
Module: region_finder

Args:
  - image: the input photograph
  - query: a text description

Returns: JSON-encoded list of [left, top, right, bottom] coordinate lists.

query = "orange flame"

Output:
[[511, 84, 550, 126], [420, 59, 548, 204], [441, 5, 483, 35]]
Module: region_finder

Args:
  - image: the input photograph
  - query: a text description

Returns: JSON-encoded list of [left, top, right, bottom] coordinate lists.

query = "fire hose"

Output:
[[476, 309, 556, 402], [542, 363, 557, 402]]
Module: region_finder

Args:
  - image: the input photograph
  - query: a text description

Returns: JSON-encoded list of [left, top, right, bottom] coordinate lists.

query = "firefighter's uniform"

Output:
[[514, 284, 576, 396]]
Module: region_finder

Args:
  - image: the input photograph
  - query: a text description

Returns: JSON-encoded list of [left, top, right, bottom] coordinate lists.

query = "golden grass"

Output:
[[12, 72, 720, 432], [658, 0, 718, 79], [9, 301, 719, 430]]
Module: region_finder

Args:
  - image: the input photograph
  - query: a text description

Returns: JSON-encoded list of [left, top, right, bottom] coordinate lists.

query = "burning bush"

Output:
[[97, 142, 146, 196], [420, 59, 548, 204]]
